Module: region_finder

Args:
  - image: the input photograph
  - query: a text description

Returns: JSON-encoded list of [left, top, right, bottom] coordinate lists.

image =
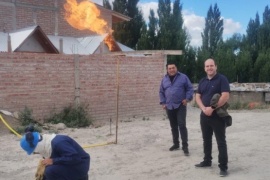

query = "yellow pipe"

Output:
[[0, 114, 114, 148], [82, 141, 115, 149], [0, 114, 22, 138]]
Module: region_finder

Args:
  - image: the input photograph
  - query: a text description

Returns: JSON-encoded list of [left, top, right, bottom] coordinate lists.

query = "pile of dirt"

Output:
[[0, 113, 21, 136]]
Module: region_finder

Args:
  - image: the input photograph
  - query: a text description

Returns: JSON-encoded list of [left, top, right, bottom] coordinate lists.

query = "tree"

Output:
[[201, 3, 224, 56], [258, 6, 270, 51], [196, 3, 223, 81], [156, 0, 189, 73], [180, 46, 197, 82], [245, 13, 260, 65], [112, 0, 144, 49], [103, 0, 112, 10], [136, 23, 149, 50], [147, 9, 159, 49], [259, 61, 270, 82], [157, 0, 173, 49], [137, 9, 158, 50], [215, 43, 237, 82], [254, 50, 270, 82], [112, 0, 126, 13], [235, 51, 253, 82]]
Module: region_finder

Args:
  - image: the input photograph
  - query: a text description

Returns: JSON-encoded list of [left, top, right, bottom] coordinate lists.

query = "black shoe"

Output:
[[195, 161, 212, 167], [182, 147, 189, 156], [220, 170, 228, 177], [169, 145, 180, 151]]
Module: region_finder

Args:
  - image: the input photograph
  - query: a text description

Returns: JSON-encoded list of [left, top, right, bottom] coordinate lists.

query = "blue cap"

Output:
[[20, 132, 40, 155]]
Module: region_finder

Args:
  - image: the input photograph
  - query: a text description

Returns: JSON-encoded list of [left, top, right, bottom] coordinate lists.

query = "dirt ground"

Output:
[[0, 105, 270, 180]]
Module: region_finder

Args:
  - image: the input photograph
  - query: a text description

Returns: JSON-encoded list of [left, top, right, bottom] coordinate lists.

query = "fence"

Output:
[[0, 52, 169, 123]]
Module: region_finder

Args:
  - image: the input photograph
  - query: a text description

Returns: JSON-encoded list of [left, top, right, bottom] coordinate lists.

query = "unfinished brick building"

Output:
[[0, 0, 177, 123]]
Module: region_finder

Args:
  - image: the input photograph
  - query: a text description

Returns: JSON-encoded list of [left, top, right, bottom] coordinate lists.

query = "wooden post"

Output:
[[115, 57, 120, 144], [74, 55, 80, 107], [7, 35, 11, 52]]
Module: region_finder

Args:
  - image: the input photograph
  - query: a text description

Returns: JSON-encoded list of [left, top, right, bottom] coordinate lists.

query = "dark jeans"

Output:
[[200, 113, 228, 171], [166, 104, 188, 148]]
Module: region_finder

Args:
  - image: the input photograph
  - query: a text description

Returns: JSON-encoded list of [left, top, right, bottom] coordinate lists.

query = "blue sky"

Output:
[[137, 0, 269, 46]]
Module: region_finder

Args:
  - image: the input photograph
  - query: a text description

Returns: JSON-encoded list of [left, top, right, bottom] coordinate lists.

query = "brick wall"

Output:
[[0, 0, 111, 36], [0, 52, 165, 123]]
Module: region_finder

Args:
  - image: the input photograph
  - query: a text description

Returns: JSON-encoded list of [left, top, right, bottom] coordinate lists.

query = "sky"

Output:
[[93, 0, 269, 47], [137, 0, 269, 47]]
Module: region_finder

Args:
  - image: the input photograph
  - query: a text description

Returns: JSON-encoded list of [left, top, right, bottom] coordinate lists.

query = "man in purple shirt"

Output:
[[159, 62, 194, 156]]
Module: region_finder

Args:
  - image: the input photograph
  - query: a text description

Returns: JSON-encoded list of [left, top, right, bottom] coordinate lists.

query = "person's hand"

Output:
[[182, 99, 188, 106], [42, 158, 53, 166], [35, 159, 45, 180], [162, 104, 167, 110], [202, 107, 214, 116]]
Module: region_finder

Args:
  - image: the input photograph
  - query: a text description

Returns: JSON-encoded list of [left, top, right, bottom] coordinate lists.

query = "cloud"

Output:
[[138, 2, 159, 22], [121, 1, 244, 47], [222, 18, 243, 41], [182, 10, 205, 47]]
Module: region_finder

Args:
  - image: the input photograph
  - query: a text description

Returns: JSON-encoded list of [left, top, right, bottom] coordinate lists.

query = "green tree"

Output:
[[196, 48, 211, 81], [112, 0, 126, 13], [215, 44, 237, 82], [136, 23, 149, 50], [147, 9, 159, 49], [235, 50, 253, 82], [103, 0, 112, 10], [180, 47, 197, 82], [201, 3, 224, 56], [156, 0, 189, 76], [258, 6, 270, 51], [112, 0, 144, 49], [254, 50, 270, 82], [157, 0, 173, 49], [245, 13, 260, 65], [259, 61, 270, 82], [137, 9, 159, 50]]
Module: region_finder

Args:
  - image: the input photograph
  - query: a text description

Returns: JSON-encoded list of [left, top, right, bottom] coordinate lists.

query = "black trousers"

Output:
[[200, 113, 228, 171], [166, 104, 188, 147]]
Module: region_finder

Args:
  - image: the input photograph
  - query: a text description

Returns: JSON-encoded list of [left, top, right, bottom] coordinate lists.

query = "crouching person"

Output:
[[20, 127, 90, 180]]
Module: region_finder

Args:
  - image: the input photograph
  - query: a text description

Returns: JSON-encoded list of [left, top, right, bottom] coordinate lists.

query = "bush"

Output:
[[18, 106, 35, 126], [46, 104, 92, 128], [15, 124, 42, 134], [16, 106, 43, 134]]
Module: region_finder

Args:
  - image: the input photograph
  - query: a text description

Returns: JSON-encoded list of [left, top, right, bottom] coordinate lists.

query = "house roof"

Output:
[[94, 3, 131, 23], [12, 26, 59, 53], [1, 26, 59, 53], [0, 26, 134, 54]]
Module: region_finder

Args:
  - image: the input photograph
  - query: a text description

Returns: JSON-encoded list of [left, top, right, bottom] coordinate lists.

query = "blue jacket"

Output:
[[45, 135, 90, 180], [159, 72, 194, 110]]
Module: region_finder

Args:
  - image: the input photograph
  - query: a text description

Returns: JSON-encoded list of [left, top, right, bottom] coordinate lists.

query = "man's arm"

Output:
[[159, 79, 166, 109], [195, 93, 206, 112], [216, 92, 230, 108], [196, 93, 214, 116]]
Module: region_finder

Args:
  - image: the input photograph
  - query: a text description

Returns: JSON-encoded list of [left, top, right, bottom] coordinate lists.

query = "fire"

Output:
[[64, 0, 112, 35], [104, 35, 116, 51]]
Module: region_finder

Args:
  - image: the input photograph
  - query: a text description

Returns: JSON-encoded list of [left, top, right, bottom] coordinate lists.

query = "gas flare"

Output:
[[64, 0, 112, 35]]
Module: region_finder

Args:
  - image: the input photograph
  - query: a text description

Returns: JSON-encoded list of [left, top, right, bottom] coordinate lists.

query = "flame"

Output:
[[104, 35, 116, 51], [64, 0, 112, 35]]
